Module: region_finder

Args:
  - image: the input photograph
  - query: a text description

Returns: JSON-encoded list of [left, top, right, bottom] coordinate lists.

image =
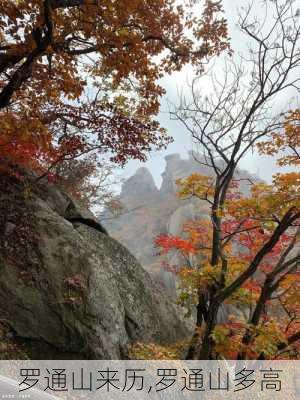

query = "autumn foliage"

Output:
[[1, 0, 299, 361], [0, 0, 229, 176], [155, 170, 299, 359], [258, 109, 300, 167], [154, 116, 300, 360], [150, 0, 300, 361]]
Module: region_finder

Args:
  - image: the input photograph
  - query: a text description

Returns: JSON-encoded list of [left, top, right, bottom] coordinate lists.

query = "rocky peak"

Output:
[[160, 154, 184, 196], [160, 152, 211, 196], [120, 167, 160, 207], [104, 153, 261, 295]]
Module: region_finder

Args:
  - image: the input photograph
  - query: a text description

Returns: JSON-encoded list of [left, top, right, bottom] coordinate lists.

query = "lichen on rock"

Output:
[[0, 161, 187, 359]]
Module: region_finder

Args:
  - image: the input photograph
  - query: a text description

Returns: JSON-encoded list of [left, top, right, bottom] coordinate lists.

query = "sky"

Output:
[[119, 0, 298, 189]]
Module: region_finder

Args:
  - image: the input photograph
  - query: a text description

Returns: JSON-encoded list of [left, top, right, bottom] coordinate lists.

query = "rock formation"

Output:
[[120, 167, 161, 207], [102, 152, 260, 294], [0, 161, 187, 359]]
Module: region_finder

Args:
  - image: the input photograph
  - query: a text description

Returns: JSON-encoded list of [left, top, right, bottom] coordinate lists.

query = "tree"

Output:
[[258, 109, 300, 167], [50, 155, 122, 210], [156, 0, 300, 359], [156, 172, 299, 359], [0, 0, 229, 174]]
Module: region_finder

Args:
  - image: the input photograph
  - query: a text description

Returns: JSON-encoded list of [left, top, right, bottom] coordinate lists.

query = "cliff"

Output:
[[0, 161, 187, 359]]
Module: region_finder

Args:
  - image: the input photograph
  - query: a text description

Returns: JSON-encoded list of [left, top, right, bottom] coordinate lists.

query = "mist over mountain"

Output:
[[101, 152, 260, 293]]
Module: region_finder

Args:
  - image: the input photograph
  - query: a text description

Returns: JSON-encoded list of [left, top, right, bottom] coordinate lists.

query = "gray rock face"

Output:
[[120, 167, 160, 207], [0, 162, 187, 359], [160, 152, 212, 196]]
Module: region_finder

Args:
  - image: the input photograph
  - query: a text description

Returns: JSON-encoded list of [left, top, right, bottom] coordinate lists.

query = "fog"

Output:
[[120, 0, 297, 188]]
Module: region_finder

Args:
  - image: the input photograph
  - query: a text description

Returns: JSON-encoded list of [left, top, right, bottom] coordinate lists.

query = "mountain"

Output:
[[102, 152, 260, 294]]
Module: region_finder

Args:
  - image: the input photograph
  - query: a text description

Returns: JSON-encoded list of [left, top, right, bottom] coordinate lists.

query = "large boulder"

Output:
[[0, 162, 187, 359]]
